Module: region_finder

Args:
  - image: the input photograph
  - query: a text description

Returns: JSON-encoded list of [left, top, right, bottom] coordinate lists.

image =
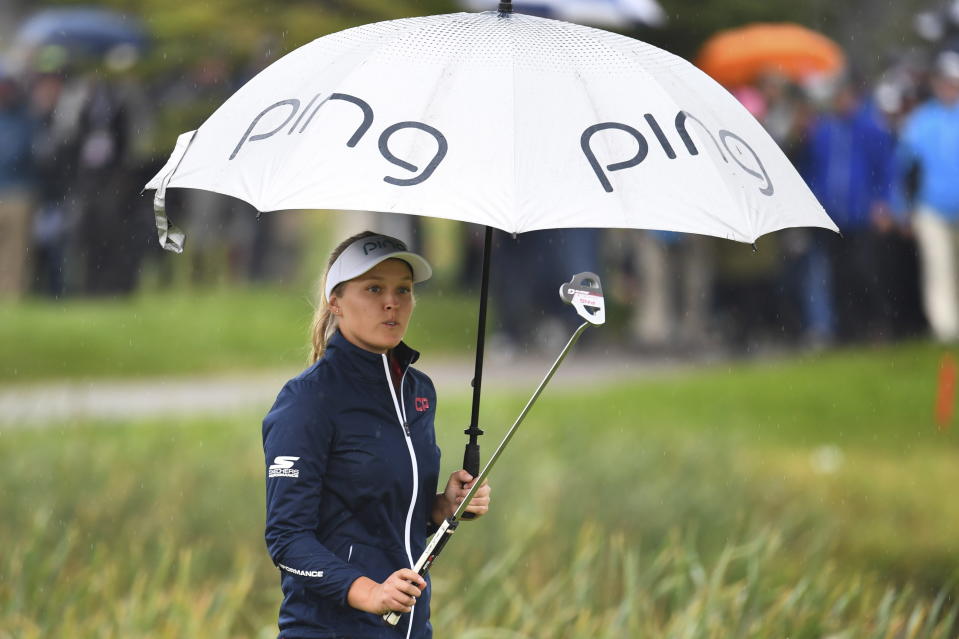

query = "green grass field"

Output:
[[1, 342, 957, 637], [0, 214, 486, 383], [0, 285, 479, 382]]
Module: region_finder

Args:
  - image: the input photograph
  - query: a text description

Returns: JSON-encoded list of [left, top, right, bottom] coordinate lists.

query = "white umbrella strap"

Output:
[[153, 130, 197, 254]]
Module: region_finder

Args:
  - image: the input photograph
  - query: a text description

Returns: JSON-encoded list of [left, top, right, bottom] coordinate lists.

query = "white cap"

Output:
[[324, 234, 432, 301], [936, 50, 959, 81]]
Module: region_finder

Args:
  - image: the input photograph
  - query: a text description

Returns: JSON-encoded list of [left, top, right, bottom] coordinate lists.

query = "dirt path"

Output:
[[0, 351, 702, 428]]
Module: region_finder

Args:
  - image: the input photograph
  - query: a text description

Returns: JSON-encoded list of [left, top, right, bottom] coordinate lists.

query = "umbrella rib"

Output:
[[544, 21, 633, 231], [560, 26, 746, 238], [594, 33, 759, 241], [509, 15, 519, 232], [269, 15, 460, 210]]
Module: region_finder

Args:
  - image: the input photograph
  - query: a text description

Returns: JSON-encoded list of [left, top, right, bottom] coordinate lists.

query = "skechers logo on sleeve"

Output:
[[279, 563, 324, 578], [268, 456, 301, 478]]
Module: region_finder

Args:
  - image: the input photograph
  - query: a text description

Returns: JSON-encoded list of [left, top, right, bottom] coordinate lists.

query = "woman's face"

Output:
[[330, 258, 415, 354]]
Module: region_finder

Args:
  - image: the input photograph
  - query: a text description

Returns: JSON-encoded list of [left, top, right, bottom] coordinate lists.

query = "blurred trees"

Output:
[[32, 0, 458, 69], [20, 0, 936, 71], [648, 0, 931, 72], [10, 0, 460, 153], [15, 0, 939, 151]]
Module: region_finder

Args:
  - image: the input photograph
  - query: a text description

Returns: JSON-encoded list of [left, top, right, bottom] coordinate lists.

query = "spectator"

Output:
[[630, 231, 713, 353], [898, 51, 959, 343], [490, 229, 589, 354], [802, 79, 897, 342], [29, 70, 78, 297], [0, 65, 35, 299], [74, 72, 151, 295]]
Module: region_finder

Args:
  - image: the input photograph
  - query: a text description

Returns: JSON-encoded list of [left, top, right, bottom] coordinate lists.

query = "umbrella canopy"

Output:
[[144, 7, 839, 481], [16, 8, 148, 56], [696, 22, 845, 88], [458, 0, 667, 28], [145, 11, 836, 252]]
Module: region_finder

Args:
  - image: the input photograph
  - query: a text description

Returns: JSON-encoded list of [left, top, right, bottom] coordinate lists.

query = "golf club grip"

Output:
[[460, 443, 480, 519], [385, 610, 403, 626], [384, 519, 459, 626]]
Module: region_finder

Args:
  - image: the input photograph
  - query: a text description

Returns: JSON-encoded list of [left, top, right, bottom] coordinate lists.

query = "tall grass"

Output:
[[433, 525, 958, 639], [1, 344, 957, 637]]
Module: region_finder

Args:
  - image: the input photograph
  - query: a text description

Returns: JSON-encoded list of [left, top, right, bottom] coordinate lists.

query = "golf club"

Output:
[[385, 272, 605, 626]]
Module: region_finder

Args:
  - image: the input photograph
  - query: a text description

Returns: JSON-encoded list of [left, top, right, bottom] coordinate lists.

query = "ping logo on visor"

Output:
[[361, 237, 406, 255], [323, 233, 432, 301]]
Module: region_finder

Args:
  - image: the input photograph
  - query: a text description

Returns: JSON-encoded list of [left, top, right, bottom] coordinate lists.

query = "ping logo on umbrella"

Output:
[[230, 92, 448, 187], [581, 110, 774, 196]]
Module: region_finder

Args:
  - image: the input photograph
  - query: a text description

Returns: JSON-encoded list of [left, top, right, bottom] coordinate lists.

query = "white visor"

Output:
[[324, 234, 432, 301]]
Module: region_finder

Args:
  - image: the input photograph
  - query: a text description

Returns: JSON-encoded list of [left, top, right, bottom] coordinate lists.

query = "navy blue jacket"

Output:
[[263, 331, 441, 639]]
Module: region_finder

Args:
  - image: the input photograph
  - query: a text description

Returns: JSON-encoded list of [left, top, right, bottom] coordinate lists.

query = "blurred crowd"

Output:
[[477, 44, 959, 355], [474, 43, 959, 354], [0, 24, 295, 300], [2, 6, 959, 354], [731, 50, 959, 350]]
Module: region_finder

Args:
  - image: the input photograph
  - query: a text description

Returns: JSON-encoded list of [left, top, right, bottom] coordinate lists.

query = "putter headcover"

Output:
[[559, 272, 605, 325]]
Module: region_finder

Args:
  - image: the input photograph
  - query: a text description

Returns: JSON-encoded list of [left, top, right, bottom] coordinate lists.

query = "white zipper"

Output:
[[381, 355, 417, 639]]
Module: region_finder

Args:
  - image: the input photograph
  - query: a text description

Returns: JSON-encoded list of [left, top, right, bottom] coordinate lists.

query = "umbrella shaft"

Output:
[[465, 226, 493, 466]]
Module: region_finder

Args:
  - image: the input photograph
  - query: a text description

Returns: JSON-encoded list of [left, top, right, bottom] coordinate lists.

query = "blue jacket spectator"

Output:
[[898, 96, 959, 222], [794, 86, 897, 344], [896, 51, 959, 343], [803, 97, 895, 232]]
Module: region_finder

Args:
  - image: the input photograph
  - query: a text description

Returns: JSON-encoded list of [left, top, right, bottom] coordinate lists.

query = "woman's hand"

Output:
[[432, 469, 491, 524], [347, 571, 426, 615]]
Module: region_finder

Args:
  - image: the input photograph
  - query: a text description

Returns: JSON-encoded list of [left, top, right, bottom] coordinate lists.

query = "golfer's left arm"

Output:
[[432, 469, 491, 525]]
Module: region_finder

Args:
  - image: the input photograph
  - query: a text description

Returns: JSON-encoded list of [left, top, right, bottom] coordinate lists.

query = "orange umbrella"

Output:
[[696, 23, 845, 88]]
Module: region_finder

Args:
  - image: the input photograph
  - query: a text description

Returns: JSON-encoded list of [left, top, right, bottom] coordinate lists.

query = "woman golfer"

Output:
[[262, 231, 491, 639]]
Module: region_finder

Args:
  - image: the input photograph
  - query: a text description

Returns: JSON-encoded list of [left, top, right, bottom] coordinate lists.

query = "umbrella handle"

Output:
[[460, 444, 481, 519], [463, 443, 480, 477]]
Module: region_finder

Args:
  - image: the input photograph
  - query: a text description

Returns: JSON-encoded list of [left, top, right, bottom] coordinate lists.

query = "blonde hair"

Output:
[[309, 230, 381, 364]]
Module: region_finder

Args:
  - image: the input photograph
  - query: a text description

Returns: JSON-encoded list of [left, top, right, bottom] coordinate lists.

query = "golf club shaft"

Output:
[[452, 321, 589, 520], [384, 320, 590, 626]]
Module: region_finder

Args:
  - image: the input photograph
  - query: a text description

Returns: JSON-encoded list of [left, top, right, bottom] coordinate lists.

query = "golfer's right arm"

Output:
[[263, 380, 422, 613]]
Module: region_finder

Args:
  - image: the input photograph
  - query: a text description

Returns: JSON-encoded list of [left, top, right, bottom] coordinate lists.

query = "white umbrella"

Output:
[[145, 9, 836, 251], [144, 5, 838, 476]]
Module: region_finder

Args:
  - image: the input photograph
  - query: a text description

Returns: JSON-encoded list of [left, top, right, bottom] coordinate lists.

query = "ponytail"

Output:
[[308, 297, 338, 364]]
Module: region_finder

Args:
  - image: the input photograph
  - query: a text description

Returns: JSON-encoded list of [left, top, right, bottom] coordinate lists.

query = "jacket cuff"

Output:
[[338, 568, 367, 607], [337, 567, 364, 608]]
